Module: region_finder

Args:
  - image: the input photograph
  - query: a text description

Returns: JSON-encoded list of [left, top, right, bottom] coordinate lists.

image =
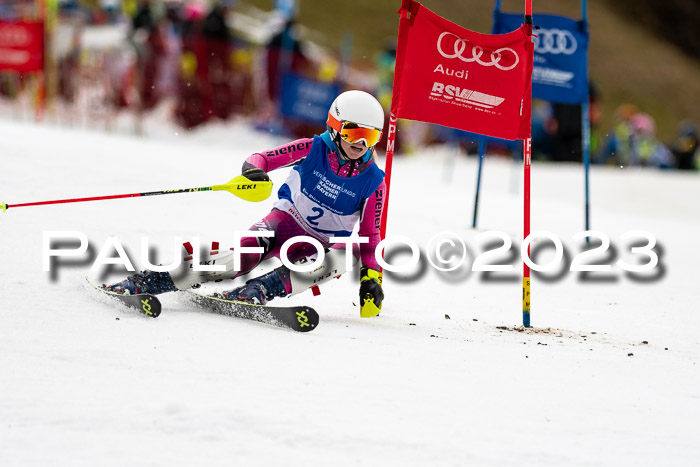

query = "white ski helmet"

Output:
[[327, 90, 385, 148]]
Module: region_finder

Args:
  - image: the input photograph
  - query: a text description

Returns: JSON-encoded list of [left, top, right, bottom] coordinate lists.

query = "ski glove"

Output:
[[242, 167, 270, 182], [359, 267, 383, 318]]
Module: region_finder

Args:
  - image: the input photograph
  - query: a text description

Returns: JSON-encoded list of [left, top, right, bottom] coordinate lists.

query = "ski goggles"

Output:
[[327, 113, 383, 148]]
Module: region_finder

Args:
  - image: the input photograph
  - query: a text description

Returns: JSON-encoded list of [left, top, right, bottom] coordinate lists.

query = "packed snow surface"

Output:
[[1, 117, 699, 466]]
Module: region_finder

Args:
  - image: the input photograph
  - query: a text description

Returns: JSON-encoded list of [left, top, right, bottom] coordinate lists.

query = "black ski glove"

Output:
[[242, 167, 270, 182], [360, 267, 384, 313]]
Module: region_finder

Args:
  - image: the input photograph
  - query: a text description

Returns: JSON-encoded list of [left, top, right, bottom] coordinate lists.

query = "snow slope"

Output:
[[1, 117, 699, 466]]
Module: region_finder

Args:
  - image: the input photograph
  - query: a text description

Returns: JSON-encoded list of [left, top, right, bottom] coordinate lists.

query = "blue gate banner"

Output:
[[493, 11, 588, 104], [280, 74, 340, 124]]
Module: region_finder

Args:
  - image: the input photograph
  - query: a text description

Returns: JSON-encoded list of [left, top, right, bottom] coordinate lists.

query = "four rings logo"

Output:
[[437, 31, 519, 71], [0, 25, 32, 48], [534, 28, 577, 55]]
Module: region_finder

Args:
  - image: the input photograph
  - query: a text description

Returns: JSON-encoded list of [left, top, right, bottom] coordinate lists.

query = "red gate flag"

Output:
[[392, 1, 533, 140], [0, 21, 44, 73]]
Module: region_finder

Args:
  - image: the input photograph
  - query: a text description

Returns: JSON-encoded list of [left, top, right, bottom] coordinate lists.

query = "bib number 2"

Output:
[[306, 207, 324, 226]]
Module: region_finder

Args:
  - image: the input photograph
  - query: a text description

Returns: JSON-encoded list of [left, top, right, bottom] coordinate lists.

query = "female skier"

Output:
[[106, 90, 386, 316]]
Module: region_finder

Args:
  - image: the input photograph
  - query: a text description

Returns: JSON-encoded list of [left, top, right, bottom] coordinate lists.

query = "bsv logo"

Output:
[[534, 28, 577, 55], [437, 31, 519, 71], [430, 82, 505, 109]]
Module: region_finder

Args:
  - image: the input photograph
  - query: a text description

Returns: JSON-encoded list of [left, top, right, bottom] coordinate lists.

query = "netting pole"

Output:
[[472, 137, 487, 228], [581, 0, 591, 240]]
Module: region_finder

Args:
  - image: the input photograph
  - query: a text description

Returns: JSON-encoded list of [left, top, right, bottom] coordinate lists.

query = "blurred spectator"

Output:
[[274, 0, 298, 20], [253, 16, 316, 136], [549, 83, 601, 162], [101, 0, 121, 23], [175, 0, 211, 128], [57, 22, 83, 105], [229, 44, 255, 114], [669, 120, 699, 170], [265, 18, 312, 104], [203, 1, 230, 41], [374, 39, 397, 154], [375, 39, 396, 112], [131, 0, 155, 31], [627, 113, 675, 168], [531, 99, 554, 159], [203, 1, 234, 120], [589, 86, 603, 154], [374, 38, 435, 155], [129, 0, 164, 110], [550, 102, 580, 161], [595, 103, 638, 166], [153, 6, 182, 101]]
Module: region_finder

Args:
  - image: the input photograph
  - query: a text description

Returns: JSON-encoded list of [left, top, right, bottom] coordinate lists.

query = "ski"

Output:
[[86, 277, 161, 318], [186, 291, 318, 332]]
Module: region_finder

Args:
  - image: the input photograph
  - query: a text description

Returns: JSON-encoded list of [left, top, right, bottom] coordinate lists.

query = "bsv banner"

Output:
[[0, 21, 44, 73], [392, 1, 533, 141]]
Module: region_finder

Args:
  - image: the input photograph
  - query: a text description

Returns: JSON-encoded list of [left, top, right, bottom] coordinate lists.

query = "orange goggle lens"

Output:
[[339, 122, 382, 148]]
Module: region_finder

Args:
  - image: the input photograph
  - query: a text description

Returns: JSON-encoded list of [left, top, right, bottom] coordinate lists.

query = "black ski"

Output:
[[86, 277, 161, 318], [186, 291, 318, 332]]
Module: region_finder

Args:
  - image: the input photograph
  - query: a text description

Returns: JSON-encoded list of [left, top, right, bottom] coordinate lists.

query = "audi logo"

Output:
[[0, 25, 32, 47], [533, 28, 577, 55], [437, 31, 519, 71]]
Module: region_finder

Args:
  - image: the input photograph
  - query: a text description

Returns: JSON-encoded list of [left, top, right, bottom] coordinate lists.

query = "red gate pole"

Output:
[[379, 0, 414, 243], [523, 0, 533, 327]]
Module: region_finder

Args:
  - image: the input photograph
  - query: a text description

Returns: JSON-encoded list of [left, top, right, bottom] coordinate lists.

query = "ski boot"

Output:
[[103, 270, 178, 295], [220, 269, 288, 305]]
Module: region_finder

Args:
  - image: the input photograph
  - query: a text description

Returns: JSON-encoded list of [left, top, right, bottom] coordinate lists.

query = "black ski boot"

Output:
[[103, 270, 177, 295], [221, 269, 288, 305]]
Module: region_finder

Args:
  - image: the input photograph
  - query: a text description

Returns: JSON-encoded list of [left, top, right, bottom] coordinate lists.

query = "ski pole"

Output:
[[1, 174, 273, 213]]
